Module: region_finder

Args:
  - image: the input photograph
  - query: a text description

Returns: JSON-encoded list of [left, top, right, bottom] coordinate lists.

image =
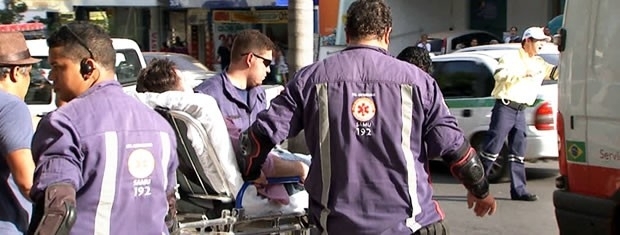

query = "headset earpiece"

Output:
[[80, 58, 93, 77]]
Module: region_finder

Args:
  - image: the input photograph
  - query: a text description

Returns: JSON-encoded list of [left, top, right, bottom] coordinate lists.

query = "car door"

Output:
[[432, 58, 495, 135]]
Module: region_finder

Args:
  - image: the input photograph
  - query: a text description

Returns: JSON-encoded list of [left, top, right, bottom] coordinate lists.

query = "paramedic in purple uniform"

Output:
[[27, 21, 179, 234], [236, 1, 497, 234]]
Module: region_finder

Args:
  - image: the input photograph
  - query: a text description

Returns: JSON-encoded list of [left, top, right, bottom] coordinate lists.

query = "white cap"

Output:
[[522, 27, 551, 41]]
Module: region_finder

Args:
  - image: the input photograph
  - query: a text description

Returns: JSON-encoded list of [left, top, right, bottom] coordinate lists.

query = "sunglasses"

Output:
[[242, 53, 272, 67]]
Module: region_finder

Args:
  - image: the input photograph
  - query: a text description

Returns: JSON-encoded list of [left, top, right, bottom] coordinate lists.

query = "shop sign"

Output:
[[213, 10, 288, 24]]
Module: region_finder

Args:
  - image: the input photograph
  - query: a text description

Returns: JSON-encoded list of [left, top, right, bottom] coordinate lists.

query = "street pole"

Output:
[[285, 0, 314, 154]]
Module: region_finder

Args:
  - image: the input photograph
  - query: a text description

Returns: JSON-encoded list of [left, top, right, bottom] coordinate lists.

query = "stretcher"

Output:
[[155, 106, 313, 235]]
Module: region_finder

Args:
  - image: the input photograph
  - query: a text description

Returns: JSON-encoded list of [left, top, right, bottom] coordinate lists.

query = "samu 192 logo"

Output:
[[351, 96, 376, 136]]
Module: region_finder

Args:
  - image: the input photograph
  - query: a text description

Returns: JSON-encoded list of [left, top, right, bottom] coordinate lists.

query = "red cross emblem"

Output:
[[351, 97, 376, 122]]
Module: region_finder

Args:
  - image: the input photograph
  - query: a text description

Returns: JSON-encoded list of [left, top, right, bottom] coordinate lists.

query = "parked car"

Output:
[[430, 51, 558, 182], [454, 42, 559, 64], [25, 38, 147, 128], [426, 30, 503, 55], [143, 52, 218, 90]]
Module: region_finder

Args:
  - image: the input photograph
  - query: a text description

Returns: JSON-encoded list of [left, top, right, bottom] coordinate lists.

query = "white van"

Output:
[[553, 0, 620, 234], [25, 38, 147, 127]]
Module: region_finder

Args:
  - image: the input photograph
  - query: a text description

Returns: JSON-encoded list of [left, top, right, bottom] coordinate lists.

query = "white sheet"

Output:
[[127, 91, 307, 216]]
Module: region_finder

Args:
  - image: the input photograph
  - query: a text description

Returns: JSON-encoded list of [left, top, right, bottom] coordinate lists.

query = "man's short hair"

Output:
[[46, 21, 116, 71], [345, 0, 392, 41], [136, 58, 180, 93], [396, 46, 433, 74], [230, 29, 275, 62]]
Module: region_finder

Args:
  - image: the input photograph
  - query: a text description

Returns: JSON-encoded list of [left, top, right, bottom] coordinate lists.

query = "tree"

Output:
[[0, 0, 28, 24]]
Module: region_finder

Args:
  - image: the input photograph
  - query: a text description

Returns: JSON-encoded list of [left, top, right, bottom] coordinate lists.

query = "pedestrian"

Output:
[[0, 31, 40, 235], [217, 37, 231, 71], [396, 46, 433, 74], [27, 21, 179, 234], [505, 26, 522, 43], [417, 33, 431, 52], [479, 26, 559, 202], [234, 0, 497, 234]]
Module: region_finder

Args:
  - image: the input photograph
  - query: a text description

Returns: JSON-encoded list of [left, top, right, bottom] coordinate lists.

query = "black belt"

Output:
[[497, 99, 527, 111], [413, 220, 448, 235]]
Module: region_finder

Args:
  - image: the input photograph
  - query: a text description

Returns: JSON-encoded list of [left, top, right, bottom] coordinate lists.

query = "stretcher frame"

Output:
[[155, 107, 313, 235]]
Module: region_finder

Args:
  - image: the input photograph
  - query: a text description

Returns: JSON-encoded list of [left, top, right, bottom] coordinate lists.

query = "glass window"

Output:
[[427, 38, 444, 53], [25, 67, 53, 105], [432, 60, 494, 98], [115, 49, 142, 85]]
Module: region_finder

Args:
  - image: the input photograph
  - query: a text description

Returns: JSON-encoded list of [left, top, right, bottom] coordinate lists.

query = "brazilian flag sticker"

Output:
[[566, 141, 586, 163]]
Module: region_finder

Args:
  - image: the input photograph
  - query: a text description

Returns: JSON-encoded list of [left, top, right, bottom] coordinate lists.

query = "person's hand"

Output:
[[467, 192, 497, 217], [253, 171, 268, 187], [298, 163, 309, 184]]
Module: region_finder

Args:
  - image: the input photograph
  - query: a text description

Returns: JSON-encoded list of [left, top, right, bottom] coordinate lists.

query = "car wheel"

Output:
[[470, 133, 509, 184]]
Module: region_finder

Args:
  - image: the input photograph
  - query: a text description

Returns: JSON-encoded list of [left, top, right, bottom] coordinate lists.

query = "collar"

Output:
[[78, 80, 120, 98], [219, 73, 265, 109], [342, 44, 390, 55]]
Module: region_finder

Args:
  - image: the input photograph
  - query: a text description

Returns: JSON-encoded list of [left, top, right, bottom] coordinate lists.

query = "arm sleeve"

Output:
[[493, 55, 527, 83], [30, 113, 83, 202], [252, 67, 307, 145], [0, 100, 33, 156], [422, 78, 468, 162]]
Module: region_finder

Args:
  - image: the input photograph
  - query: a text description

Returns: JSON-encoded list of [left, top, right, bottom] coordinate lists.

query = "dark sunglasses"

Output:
[[242, 53, 272, 67]]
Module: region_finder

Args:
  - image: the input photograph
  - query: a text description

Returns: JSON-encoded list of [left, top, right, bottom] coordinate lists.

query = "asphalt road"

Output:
[[430, 160, 561, 235]]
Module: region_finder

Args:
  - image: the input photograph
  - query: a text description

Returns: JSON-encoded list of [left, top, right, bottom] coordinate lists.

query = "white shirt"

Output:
[[417, 42, 431, 52]]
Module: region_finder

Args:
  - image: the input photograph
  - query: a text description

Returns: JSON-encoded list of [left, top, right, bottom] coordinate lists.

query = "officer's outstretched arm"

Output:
[[32, 183, 77, 235], [443, 142, 490, 199], [238, 123, 276, 181]]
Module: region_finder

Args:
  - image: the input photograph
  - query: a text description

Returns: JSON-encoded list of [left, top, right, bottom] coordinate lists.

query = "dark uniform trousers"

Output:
[[480, 99, 529, 197], [307, 220, 449, 235], [413, 221, 449, 235]]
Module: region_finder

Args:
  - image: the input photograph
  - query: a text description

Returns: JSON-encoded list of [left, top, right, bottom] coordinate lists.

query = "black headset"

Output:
[[64, 25, 95, 77]]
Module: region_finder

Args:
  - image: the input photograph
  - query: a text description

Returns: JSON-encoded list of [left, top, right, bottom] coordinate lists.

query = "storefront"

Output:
[[167, 0, 318, 70], [73, 0, 167, 51]]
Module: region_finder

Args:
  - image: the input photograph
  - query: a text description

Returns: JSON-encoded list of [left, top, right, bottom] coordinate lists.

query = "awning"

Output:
[[170, 0, 318, 9], [0, 23, 46, 32], [21, 0, 74, 13]]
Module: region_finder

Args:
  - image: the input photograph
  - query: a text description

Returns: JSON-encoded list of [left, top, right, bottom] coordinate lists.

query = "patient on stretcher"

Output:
[[130, 58, 309, 215]]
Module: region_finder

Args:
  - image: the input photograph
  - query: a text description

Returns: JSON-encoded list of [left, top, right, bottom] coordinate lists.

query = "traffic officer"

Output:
[[234, 0, 497, 234], [479, 26, 559, 202], [28, 21, 179, 234]]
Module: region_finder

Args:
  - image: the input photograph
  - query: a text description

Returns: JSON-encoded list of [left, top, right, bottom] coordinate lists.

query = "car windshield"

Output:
[[145, 54, 212, 72]]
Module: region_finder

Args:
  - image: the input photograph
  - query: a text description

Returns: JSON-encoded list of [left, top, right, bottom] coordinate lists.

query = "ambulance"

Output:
[[554, 0, 620, 234]]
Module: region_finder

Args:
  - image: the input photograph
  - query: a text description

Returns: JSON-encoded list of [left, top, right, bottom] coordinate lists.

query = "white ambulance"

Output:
[[554, 0, 620, 234], [25, 38, 147, 128]]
